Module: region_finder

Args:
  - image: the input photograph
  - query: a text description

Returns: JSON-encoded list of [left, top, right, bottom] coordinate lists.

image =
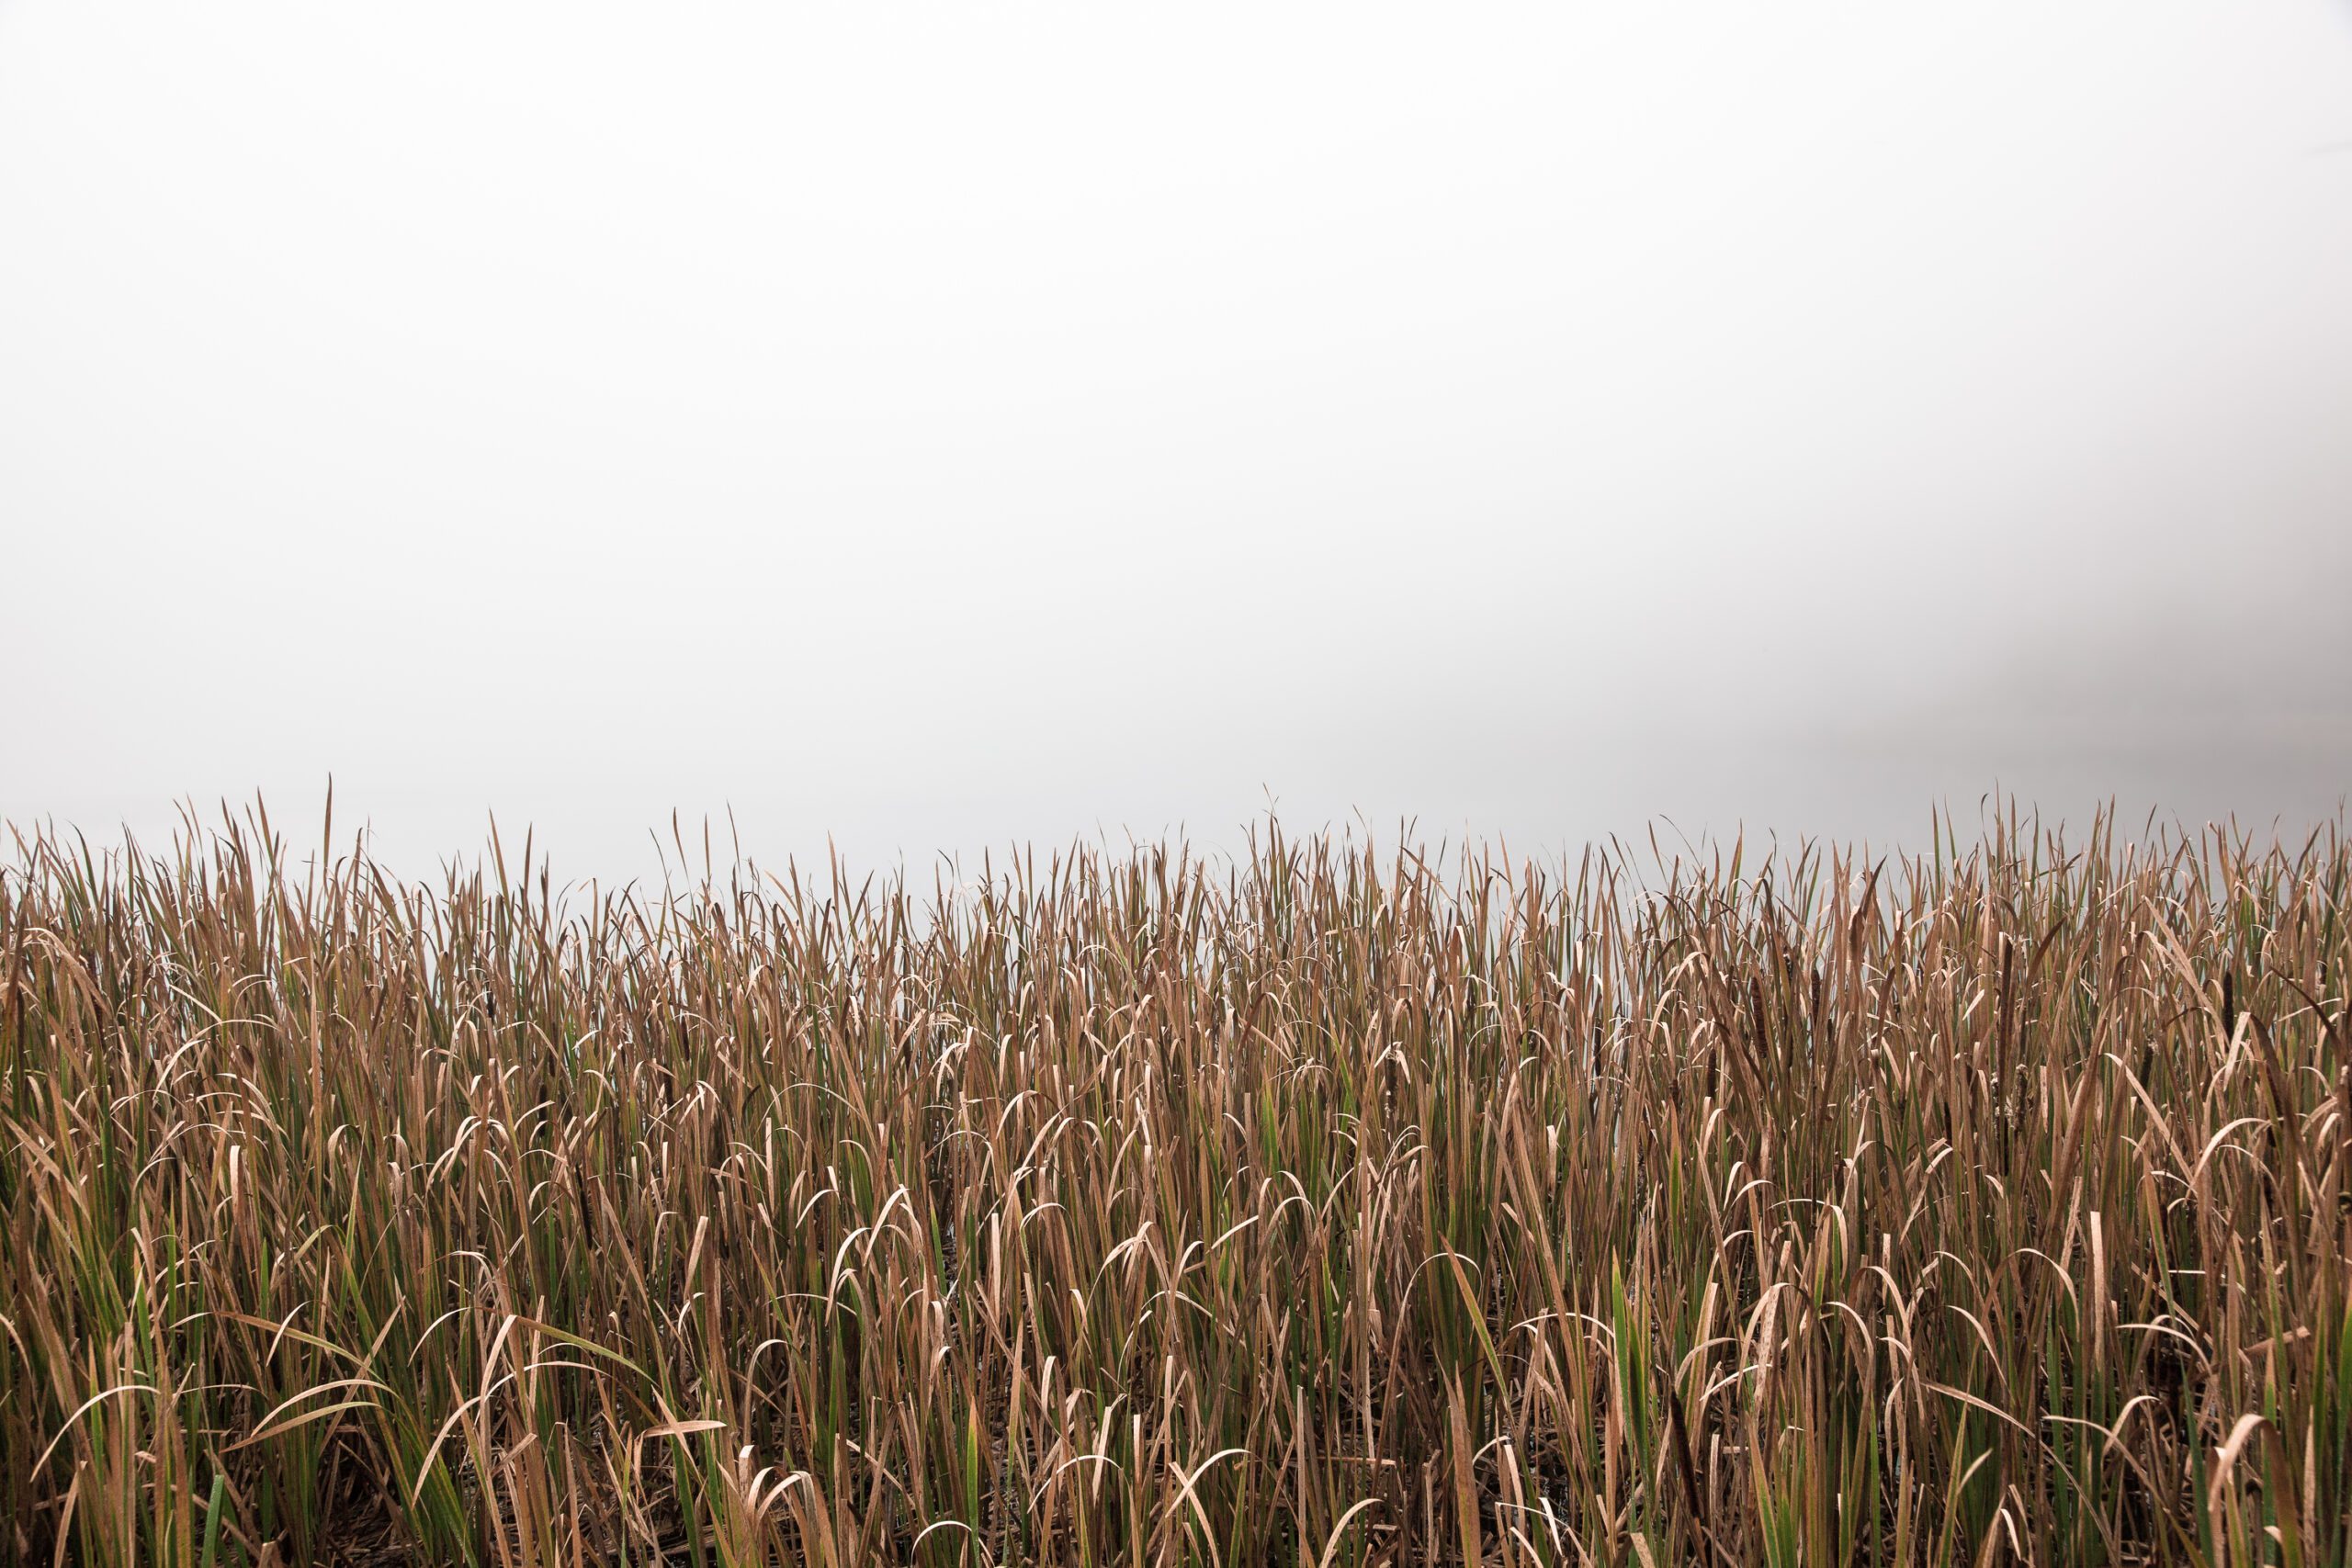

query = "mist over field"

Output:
[[4, 4, 2349, 881]]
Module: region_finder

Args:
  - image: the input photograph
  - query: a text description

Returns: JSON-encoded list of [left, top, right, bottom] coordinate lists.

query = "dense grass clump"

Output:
[[2, 807, 2348, 1566]]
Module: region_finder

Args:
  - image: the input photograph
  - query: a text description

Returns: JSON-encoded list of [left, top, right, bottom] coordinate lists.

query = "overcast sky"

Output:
[[4, 5, 2349, 882]]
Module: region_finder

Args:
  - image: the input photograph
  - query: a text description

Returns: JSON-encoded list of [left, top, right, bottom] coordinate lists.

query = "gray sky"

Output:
[[5, 4, 2349, 882]]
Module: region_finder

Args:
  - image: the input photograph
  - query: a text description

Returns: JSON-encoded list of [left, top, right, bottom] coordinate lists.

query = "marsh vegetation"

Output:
[[2, 807, 2346, 1565]]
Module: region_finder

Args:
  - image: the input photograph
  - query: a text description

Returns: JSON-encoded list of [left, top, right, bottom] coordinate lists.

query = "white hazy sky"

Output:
[[4, 5, 2350, 881]]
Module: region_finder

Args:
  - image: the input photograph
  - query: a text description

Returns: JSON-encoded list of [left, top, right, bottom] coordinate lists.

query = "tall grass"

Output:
[[2, 804, 2346, 1565]]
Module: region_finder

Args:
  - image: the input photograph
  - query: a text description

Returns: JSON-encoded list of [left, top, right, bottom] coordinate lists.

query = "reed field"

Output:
[[3, 804, 2347, 1567]]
